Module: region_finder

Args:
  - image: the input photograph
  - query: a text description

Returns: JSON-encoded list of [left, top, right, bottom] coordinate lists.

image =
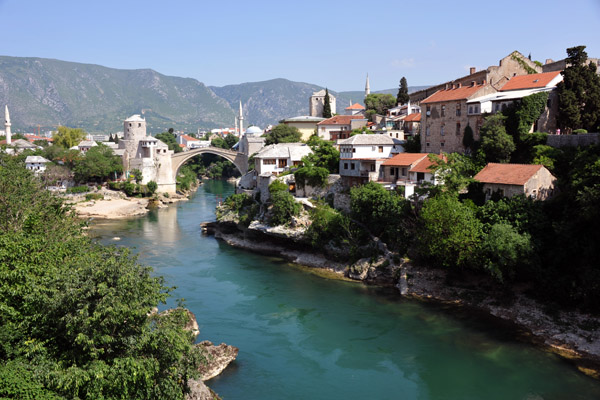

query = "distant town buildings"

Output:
[[279, 116, 325, 141]]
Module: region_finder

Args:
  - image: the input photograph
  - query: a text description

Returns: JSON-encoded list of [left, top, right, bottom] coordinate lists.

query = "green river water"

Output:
[[89, 180, 600, 400]]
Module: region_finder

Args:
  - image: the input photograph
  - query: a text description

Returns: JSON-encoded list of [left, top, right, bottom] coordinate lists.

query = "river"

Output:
[[89, 180, 600, 400]]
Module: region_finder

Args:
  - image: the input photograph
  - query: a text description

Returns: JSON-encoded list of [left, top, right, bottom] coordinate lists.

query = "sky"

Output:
[[2, 0, 600, 92]]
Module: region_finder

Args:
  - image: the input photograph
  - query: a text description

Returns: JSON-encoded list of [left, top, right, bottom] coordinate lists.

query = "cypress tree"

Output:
[[323, 88, 332, 118], [397, 77, 409, 105]]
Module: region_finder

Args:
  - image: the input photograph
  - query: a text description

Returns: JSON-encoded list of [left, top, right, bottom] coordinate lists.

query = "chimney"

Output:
[[470, 67, 476, 75], [445, 83, 450, 90]]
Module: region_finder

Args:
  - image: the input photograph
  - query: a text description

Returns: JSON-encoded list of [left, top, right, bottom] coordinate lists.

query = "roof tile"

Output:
[[473, 163, 545, 185]]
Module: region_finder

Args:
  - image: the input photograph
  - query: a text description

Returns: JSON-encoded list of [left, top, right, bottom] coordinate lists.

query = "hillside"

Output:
[[0, 56, 235, 134], [0, 56, 431, 133]]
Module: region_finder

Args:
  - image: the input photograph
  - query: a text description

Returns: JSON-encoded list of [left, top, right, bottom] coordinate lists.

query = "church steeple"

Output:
[[365, 74, 371, 98], [4, 105, 11, 145]]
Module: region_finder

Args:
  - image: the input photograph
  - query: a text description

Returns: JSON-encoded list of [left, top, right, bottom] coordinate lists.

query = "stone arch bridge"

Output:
[[167, 147, 248, 192]]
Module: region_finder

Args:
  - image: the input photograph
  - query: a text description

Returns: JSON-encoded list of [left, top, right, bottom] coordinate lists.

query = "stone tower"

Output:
[[4, 105, 11, 145], [365, 74, 371, 98], [309, 89, 337, 117]]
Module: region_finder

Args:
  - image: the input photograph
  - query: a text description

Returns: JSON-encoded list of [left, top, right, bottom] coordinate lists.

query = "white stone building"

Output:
[[117, 115, 175, 191], [239, 126, 265, 157], [25, 155, 50, 174], [309, 89, 336, 117], [254, 143, 312, 176], [338, 134, 395, 186]]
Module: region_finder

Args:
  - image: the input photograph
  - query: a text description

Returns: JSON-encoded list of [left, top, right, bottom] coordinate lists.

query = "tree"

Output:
[[224, 133, 238, 149], [323, 88, 332, 118], [397, 77, 409, 105], [427, 152, 479, 196], [417, 195, 483, 268], [72, 144, 123, 183], [480, 223, 532, 281], [364, 93, 397, 121], [306, 135, 340, 173], [263, 124, 302, 145], [480, 114, 515, 163], [557, 45, 600, 133], [0, 163, 204, 398], [132, 168, 143, 183], [404, 134, 421, 153], [210, 137, 229, 149], [462, 125, 475, 151], [268, 181, 301, 226], [52, 126, 87, 149], [156, 131, 182, 153], [147, 180, 158, 195]]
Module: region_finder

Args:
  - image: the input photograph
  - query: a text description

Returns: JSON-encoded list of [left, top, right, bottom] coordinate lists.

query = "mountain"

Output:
[[0, 56, 432, 134], [0, 56, 235, 134]]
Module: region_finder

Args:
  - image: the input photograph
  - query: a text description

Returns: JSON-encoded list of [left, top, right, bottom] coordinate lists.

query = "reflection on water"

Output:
[[89, 180, 600, 400]]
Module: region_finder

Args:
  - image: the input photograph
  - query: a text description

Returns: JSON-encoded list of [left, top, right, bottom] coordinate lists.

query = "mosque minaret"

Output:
[[4, 105, 12, 145]]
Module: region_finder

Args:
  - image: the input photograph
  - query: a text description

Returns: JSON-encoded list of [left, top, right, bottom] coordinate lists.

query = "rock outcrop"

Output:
[[185, 379, 221, 400], [197, 341, 239, 381]]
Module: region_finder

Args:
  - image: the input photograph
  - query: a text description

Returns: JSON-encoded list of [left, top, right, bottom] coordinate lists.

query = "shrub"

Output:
[[270, 191, 301, 226], [123, 182, 136, 197], [147, 180, 158, 195], [573, 129, 588, 134], [294, 164, 329, 189], [108, 181, 122, 190], [268, 180, 288, 194], [66, 185, 89, 194], [85, 193, 104, 201]]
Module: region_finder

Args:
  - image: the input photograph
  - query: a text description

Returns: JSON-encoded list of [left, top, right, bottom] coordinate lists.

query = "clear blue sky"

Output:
[[2, 0, 599, 91]]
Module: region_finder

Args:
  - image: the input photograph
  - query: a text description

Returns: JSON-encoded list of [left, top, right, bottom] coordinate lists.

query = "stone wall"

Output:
[[546, 133, 600, 148]]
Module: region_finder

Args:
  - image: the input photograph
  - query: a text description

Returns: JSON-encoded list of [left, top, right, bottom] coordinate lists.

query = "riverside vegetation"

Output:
[[0, 156, 217, 399]]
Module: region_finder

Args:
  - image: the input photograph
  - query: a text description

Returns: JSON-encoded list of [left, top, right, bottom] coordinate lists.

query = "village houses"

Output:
[[317, 115, 368, 141], [474, 163, 557, 201], [253, 143, 312, 176], [338, 134, 396, 186]]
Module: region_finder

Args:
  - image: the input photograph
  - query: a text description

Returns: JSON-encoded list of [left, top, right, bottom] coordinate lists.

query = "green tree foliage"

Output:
[[219, 193, 258, 227], [350, 182, 414, 254], [131, 168, 143, 183], [0, 162, 203, 399], [427, 153, 480, 196], [306, 135, 340, 173], [294, 160, 329, 189], [52, 126, 87, 149], [557, 45, 600, 133], [397, 77, 409, 105], [268, 181, 301, 226], [480, 223, 532, 282], [480, 114, 515, 163], [224, 133, 238, 148], [176, 165, 197, 191], [403, 133, 421, 153], [350, 127, 371, 136], [147, 180, 158, 195], [156, 131, 182, 153], [502, 92, 549, 162], [417, 195, 483, 268], [323, 88, 332, 118], [264, 124, 302, 145], [364, 94, 397, 121], [463, 124, 475, 150], [305, 201, 352, 251], [72, 144, 123, 183], [211, 137, 229, 149]]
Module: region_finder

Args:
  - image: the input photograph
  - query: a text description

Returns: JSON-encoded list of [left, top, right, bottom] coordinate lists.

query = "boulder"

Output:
[[185, 379, 221, 400], [197, 340, 239, 381]]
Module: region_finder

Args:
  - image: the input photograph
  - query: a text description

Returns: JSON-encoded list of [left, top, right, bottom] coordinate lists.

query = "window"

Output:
[[426, 127, 430, 136], [351, 163, 355, 170], [138, 123, 141, 127], [129, 123, 132, 127], [378, 146, 383, 153], [440, 126, 445, 136], [344, 163, 348, 169], [426, 106, 431, 116], [263, 159, 276, 165], [401, 167, 407, 176], [426, 142, 430, 147], [278, 159, 287, 168], [456, 122, 461, 136], [353, 148, 356, 153], [441, 105, 446, 117], [441, 142, 445, 148], [390, 167, 395, 176], [494, 103, 500, 112], [370, 164, 375, 172], [468, 106, 473, 114], [475, 106, 479, 114], [371, 146, 376, 151], [456, 104, 461, 116]]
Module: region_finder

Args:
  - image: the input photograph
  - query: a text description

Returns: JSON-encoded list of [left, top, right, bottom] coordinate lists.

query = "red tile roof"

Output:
[[317, 115, 365, 125], [500, 71, 562, 91], [411, 155, 442, 173], [473, 163, 545, 185], [382, 153, 429, 166], [420, 84, 488, 104], [181, 134, 199, 141], [403, 113, 421, 122], [345, 103, 366, 110]]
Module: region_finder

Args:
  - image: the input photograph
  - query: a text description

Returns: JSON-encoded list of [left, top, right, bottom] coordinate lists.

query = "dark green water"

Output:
[[90, 180, 600, 400]]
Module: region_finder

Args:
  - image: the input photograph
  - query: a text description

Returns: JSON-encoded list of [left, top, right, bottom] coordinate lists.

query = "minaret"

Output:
[[4, 105, 11, 145], [365, 74, 371, 98], [234, 116, 238, 136], [238, 101, 244, 136]]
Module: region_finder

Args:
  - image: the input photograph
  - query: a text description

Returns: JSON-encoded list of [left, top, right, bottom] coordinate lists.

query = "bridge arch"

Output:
[[170, 147, 248, 180]]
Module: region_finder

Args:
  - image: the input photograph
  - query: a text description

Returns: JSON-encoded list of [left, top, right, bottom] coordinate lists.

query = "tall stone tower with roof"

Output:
[[309, 89, 337, 117]]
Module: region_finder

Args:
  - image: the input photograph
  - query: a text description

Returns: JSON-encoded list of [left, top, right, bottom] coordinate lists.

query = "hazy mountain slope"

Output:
[[0, 56, 234, 133]]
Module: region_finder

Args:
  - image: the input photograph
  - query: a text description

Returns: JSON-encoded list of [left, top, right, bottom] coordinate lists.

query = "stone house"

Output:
[[410, 51, 542, 104], [279, 116, 325, 141], [25, 155, 50, 174], [317, 115, 368, 141], [254, 143, 312, 176], [344, 103, 366, 116], [338, 134, 395, 186], [309, 89, 337, 117], [420, 83, 497, 154], [401, 113, 421, 136], [71, 140, 98, 153], [473, 163, 556, 200]]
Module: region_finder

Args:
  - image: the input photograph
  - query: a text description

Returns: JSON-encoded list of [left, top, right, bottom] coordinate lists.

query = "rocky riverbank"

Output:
[[206, 220, 600, 380]]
